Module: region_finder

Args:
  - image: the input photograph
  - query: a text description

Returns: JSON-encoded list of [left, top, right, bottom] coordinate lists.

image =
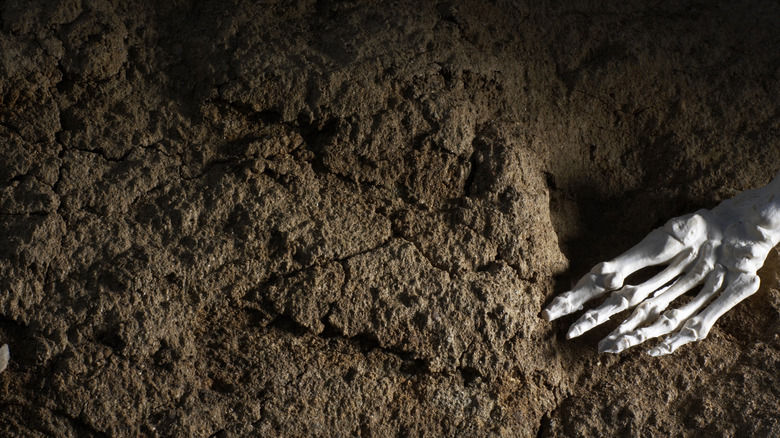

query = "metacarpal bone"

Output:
[[543, 171, 780, 355]]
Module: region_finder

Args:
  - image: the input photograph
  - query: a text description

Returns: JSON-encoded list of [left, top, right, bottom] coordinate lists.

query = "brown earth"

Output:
[[1, 0, 779, 436]]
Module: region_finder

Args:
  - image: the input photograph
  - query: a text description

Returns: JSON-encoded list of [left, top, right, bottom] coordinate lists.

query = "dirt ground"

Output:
[[1, 0, 779, 436]]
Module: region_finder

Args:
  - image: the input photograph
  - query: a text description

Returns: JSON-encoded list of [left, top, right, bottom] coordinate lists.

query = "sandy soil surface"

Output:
[[1, 0, 778, 436]]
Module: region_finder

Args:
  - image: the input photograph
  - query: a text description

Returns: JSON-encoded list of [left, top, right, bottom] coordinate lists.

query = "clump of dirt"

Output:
[[1, 0, 778, 436]]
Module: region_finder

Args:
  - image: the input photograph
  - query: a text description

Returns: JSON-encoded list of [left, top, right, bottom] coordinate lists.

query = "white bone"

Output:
[[566, 250, 694, 339], [600, 265, 726, 354], [544, 171, 780, 355], [648, 273, 760, 356], [597, 242, 716, 352]]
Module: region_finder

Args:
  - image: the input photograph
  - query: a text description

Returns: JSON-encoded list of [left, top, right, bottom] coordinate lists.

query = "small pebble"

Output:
[[0, 344, 9, 373]]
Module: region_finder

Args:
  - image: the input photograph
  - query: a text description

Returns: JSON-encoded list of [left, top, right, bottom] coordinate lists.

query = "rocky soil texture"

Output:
[[1, 0, 779, 436]]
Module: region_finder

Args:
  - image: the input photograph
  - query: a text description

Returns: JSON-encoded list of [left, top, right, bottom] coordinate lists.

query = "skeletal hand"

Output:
[[543, 173, 780, 355]]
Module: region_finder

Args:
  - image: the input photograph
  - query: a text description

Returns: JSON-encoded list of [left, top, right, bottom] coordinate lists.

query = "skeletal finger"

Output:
[[645, 265, 725, 337], [542, 263, 629, 321], [542, 221, 696, 322], [599, 260, 723, 353], [648, 272, 759, 356], [541, 273, 609, 321], [628, 269, 723, 353], [567, 249, 695, 339], [598, 243, 716, 352]]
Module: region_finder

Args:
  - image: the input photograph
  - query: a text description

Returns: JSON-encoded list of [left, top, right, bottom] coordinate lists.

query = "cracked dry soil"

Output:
[[1, 0, 779, 436]]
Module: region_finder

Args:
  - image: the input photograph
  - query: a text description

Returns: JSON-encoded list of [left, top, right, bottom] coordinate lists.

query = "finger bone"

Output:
[[542, 273, 610, 321], [599, 331, 647, 354], [647, 317, 705, 356], [567, 290, 631, 338], [572, 250, 697, 342], [541, 293, 582, 321]]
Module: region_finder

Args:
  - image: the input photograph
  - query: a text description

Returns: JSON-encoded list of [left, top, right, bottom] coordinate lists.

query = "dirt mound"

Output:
[[1, 0, 778, 436]]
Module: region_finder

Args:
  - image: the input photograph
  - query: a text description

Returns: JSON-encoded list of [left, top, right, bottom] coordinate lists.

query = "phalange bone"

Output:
[[602, 266, 713, 353], [665, 267, 725, 324], [647, 343, 673, 356], [599, 286, 669, 346], [542, 291, 584, 321], [600, 330, 648, 354], [542, 228, 691, 322], [676, 241, 716, 284], [567, 291, 629, 338], [615, 268, 726, 354], [602, 262, 718, 352], [648, 317, 705, 356], [566, 250, 695, 338], [690, 273, 760, 334], [598, 284, 672, 353], [647, 273, 759, 356], [542, 265, 633, 322]]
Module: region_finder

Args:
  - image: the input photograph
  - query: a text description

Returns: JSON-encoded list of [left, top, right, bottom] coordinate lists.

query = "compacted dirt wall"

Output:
[[1, 0, 778, 436]]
